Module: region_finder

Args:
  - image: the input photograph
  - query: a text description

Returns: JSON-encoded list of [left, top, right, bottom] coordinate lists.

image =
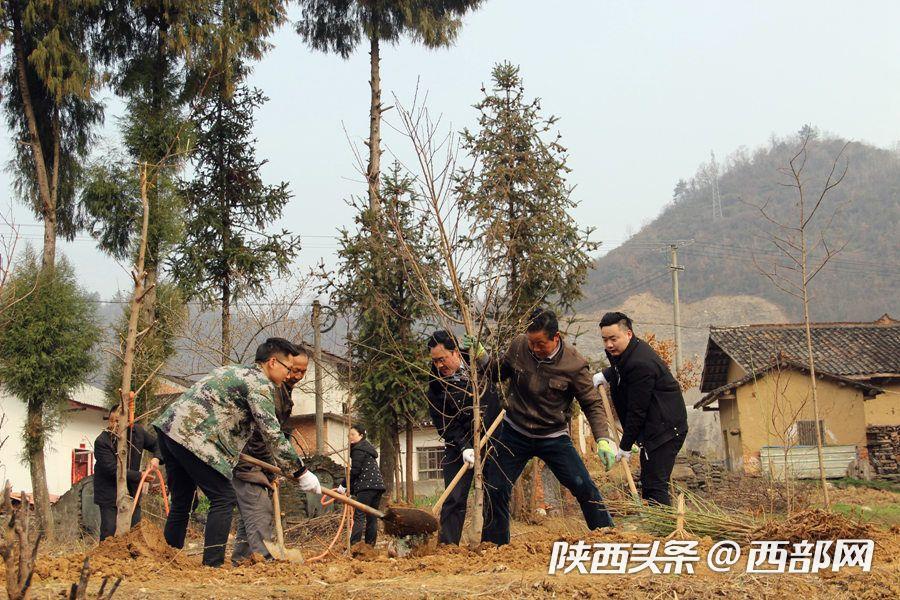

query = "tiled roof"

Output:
[[694, 358, 884, 409], [700, 314, 900, 392]]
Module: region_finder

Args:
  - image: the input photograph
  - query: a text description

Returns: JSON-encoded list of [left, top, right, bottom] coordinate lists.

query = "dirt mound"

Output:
[[753, 509, 872, 543], [34, 523, 189, 584]]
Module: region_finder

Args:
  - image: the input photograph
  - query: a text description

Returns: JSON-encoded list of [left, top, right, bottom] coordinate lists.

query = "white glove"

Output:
[[462, 448, 475, 466], [592, 371, 608, 388], [615, 447, 632, 462], [335, 484, 346, 495], [296, 469, 321, 494]]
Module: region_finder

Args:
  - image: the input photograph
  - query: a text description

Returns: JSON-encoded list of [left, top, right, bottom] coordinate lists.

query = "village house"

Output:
[[695, 315, 900, 478], [0, 384, 108, 499]]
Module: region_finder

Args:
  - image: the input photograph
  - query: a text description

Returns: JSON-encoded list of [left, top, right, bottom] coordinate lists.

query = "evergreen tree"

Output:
[[0, 251, 101, 531], [296, 0, 483, 213], [169, 84, 299, 364], [327, 163, 439, 497], [0, 0, 104, 534], [456, 62, 598, 518], [457, 62, 598, 326]]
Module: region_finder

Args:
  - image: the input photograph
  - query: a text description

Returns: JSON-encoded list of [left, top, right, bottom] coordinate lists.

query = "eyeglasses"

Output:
[[274, 357, 303, 375]]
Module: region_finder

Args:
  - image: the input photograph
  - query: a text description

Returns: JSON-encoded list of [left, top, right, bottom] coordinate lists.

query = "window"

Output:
[[416, 446, 443, 480], [796, 420, 825, 446], [71, 444, 94, 485]]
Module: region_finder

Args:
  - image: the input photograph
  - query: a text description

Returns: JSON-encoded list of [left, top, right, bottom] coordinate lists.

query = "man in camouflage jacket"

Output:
[[153, 338, 320, 567], [231, 346, 309, 564]]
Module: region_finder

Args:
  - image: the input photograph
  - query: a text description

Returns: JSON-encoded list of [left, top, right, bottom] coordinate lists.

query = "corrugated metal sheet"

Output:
[[759, 445, 857, 479]]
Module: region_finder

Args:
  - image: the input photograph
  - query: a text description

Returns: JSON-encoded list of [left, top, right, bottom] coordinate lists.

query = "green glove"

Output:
[[596, 438, 617, 471], [461, 333, 486, 360]]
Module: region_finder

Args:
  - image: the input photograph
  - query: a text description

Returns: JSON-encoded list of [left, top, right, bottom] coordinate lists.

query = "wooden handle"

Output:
[[239, 453, 386, 518], [431, 409, 506, 517], [597, 386, 640, 499], [272, 482, 285, 550]]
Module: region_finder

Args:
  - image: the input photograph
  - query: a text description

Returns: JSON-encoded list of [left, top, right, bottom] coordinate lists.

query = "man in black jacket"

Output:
[[594, 312, 688, 506], [426, 330, 500, 545], [93, 410, 161, 540]]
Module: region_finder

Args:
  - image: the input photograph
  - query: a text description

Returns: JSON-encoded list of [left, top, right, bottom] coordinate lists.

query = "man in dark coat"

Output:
[[336, 424, 386, 545], [426, 330, 501, 545], [231, 345, 308, 564], [93, 410, 161, 540], [595, 312, 688, 506]]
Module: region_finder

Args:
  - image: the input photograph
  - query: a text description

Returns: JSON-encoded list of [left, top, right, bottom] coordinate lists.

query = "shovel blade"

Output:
[[263, 539, 305, 563], [383, 507, 439, 537]]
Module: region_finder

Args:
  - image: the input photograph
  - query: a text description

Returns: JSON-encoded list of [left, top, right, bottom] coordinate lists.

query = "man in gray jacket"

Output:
[[482, 308, 614, 546]]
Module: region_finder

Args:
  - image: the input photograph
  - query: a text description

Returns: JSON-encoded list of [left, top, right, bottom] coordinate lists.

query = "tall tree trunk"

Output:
[[12, 1, 58, 536], [25, 401, 52, 537], [367, 34, 382, 214], [405, 418, 415, 502], [115, 165, 152, 536], [133, 18, 168, 404], [11, 2, 55, 273], [378, 421, 397, 501]]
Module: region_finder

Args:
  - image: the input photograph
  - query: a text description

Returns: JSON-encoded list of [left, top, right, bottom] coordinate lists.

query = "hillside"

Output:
[[580, 134, 900, 322]]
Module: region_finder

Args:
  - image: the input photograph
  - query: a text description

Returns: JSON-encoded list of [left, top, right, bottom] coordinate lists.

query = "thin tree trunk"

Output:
[[25, 401, 52, 537], [801, 234, 830, 508], [115, 165, 152, 535], [367, 34, 382, 214], [405, 418, 415, 502]]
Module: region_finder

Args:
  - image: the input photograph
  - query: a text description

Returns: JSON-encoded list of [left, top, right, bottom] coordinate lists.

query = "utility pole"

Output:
[[668, 244, 685, 375], [312, 299, 324, 453]]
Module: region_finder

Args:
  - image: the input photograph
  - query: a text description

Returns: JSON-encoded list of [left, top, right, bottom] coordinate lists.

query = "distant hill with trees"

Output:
[[580, 130, 900, 323]]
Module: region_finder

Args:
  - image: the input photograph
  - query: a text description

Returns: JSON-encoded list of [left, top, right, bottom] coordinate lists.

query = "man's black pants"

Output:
[[155, 428, 237, 567], [639, 434, 685, 506], [97, 503, 141, 541], [438, 445, 473, 545], [350, 489, 384, 545], [482, 425, 613, 545]]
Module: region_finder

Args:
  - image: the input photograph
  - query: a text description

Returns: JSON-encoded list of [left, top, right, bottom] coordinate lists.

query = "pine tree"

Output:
[[296, 0, 483, 213], [170, 84, 299, 364], [0, 252, 101, 531], [327, 163, 439, 498], [457, 62, 599, 325], [0, 0, 104, 534], [456, 62, 599, 518]]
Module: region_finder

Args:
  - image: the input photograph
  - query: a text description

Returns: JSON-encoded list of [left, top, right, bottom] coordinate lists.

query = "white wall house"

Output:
[[0, 384, 108, 499]]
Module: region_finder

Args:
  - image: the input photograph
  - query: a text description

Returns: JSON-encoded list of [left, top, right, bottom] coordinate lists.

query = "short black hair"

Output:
[[350, 424, 366, 438], [526, 308, 558, 338], [255, 337, 301, 363], [292, 342, 309, 358], [427, 330, 458, 351], [599, 311, 633, 332]]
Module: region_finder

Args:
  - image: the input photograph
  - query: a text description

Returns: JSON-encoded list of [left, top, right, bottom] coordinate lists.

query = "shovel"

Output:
[[431, 409, 506, 517], [597, 385, 640, 499], [261, 481, 305, 562], [239, 454, 439, 538]]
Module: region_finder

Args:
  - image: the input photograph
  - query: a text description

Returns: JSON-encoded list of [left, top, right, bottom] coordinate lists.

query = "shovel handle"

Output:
[[597, 385, 640, 499], [272, 481, 285, 550], [431, 409, 506, 517], [238, 453, 387, 519]]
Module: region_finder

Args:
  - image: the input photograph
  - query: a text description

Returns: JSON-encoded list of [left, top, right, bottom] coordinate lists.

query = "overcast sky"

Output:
[[4, 0, 900, 300]]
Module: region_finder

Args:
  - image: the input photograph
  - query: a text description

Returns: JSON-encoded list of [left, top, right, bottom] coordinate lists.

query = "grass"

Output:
[[831, 502, 900, 528], [832, 477, 900, 494]]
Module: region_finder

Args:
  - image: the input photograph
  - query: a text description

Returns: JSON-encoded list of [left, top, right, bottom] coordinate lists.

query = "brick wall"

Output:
[[866, 425, 900, 476]]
